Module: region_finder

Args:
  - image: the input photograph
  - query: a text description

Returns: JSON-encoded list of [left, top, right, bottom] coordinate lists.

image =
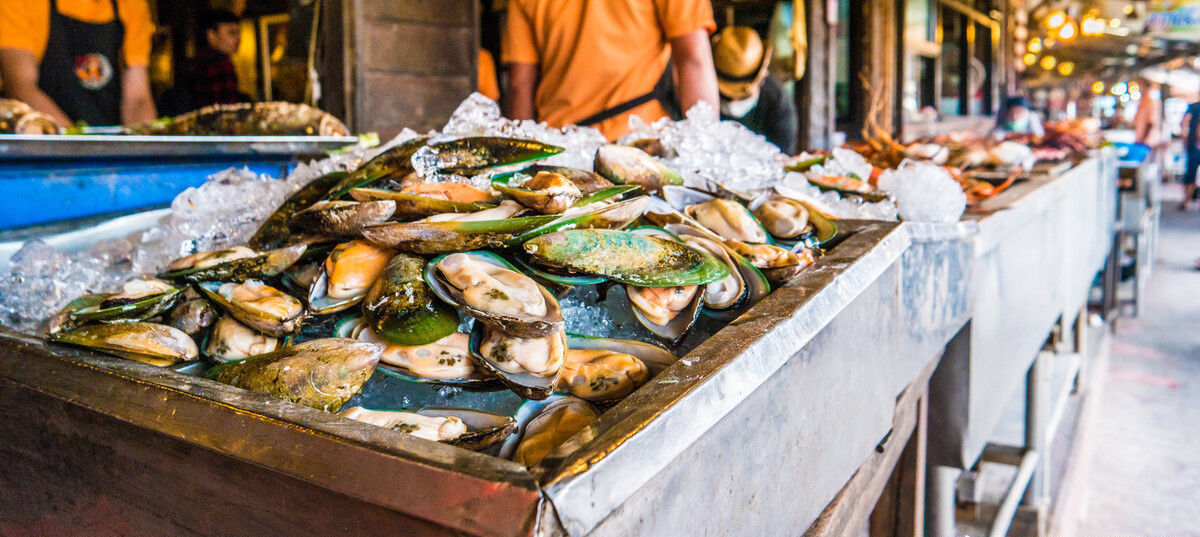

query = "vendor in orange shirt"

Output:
[[0, 0, 157, 127], [502, 0, 719, 140]]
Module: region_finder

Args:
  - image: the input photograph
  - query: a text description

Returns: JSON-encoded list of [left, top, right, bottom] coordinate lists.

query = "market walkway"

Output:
[[1070, 192, 1200, 536]]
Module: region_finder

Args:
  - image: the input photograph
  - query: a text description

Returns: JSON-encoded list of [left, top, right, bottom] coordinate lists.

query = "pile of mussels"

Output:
[[44, 136, 836, 466]]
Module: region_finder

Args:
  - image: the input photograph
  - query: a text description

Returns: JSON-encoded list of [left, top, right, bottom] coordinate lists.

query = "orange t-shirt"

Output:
[[478, 48, 501, 102], [0, 0, 154, 67], [502, 0, 715, 140]]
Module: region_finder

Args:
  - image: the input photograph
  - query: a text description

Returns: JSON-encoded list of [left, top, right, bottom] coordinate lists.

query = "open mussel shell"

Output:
[[571, 184, 641, 208], [513, 257, 605, 287], [522, 228, 729, 287], [198, 281, 303, 337], [306, 240, 394, 316], [68, 285, 183, 324], [593, 144, 683, 193], [621, 284, 706, 343], [492, 165, 614, 194], [349, 187, 496, 220], [46, 294, 112, 335], [414, 408, 517, 451], [334, 315, 492, 387], [425, 137, 565, 175], [499, 395, 599, 466], [727, 241, 815, 286], [668, 225, 770, 319], [158, 244, 306, 283], [425, 251, 564, 338], [167, 295, 219, 335], [468, 324, 565, 400], [325, 136, 430, 200], [565, 334, 677, 375], [682, 197, 773, 244], [361, 253, 461, 346], [287, 200, 396, 239], [361, 214, 560, 255], [205, 338, 381, 412], [204, 315, 279, 363], [807, 175, 889, 202], [51, 322, 198, 367]]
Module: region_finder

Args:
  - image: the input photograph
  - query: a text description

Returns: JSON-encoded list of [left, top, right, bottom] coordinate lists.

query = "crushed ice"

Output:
[[1, 93, 905, 332], [876, 160, 966, 223]]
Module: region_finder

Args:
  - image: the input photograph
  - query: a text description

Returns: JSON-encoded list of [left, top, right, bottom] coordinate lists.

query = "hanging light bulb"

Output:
[[1057, 62, 1075, 76], [1112, 81, 1128, 95], [1024, 53, 1039, 66], [1081, 16, 1106, 36], [1057, 20, 1078, 41], [1029, 37, 1043, 53], [1092, 81, 1105, 94], [1041, 56, 1058, 70]]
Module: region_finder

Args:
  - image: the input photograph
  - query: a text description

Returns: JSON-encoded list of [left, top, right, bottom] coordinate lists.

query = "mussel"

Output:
[[684, 198, 770, 243], [198, 280, 303, 337], [522, 229, 729, 287], [593, 144, 683, 193], [167, 293, 218, 335], [287, 200, 396, 239], [68, 278, 183, 324], [349, 187, 496, 221], [339, 406, 516, 450], [249, 171, 350, 250], [494, 165, 614, 194], [205, 315, 279, 362], [336, 316, 486, 385], [308, 240, 394, 314], [507, 396, 599, 467], [727, 241, 815, 285], [425, 251, 563, 338], [45, 294, 111, 335], [625, 284, 705, 342], [361, 213, 560, 254], [159, 244, 305, 283], [556, 346, 649, 403], [470, 324, 566, 400], [495, 171, 582, 214], [419, 200, 526, 222], [52, 322, 198, 367], [752, 195, 812, 240], [204, 338, 381, 411], [423, 137, 565, 176], [669, 225, 770, 318], [361, 253, 460, 346]]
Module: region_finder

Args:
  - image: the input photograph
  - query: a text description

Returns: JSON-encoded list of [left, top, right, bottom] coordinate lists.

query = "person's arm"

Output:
[[669, 29, 718, 115], [120, 65, 156, 125], [0, 48, 70, 126], [505, 62, 538, 121]]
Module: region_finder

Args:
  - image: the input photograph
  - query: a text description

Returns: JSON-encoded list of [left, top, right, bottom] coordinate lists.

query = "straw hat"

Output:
[[712, 26, 771, 101]]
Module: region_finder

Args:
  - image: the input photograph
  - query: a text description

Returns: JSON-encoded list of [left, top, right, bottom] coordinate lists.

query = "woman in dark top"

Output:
[[712, 26, 797, 153]]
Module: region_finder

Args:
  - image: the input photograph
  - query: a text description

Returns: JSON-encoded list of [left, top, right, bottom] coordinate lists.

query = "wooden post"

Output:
[[796, 0, 835, 150]]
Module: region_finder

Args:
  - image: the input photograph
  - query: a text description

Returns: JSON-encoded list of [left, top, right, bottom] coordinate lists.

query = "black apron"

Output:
[[37, 0, 124, 125], [577, 61, 680, 127]]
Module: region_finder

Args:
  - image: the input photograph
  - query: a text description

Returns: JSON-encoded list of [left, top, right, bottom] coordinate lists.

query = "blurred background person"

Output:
[[183, 9, 248, 110], [502, 0, 718, 141], [1133, 78, 1163, 149], [712, 26, 796, 153], [994, 95, 1045, 138], [0, 0, 156, 126], [1179, 98, 1200, 211]]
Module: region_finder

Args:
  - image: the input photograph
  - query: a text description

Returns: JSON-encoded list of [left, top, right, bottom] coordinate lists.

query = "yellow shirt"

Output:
[[0, 0, 154, 67], [503, 0, 715, 140]]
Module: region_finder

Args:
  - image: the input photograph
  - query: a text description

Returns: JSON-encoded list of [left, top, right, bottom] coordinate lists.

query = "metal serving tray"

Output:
[[0, 220, 914, 537], [0, 134, 358, 161], [928, 155, 1117, 469]]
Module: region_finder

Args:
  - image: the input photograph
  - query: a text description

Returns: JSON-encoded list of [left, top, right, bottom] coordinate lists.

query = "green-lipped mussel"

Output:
[[198, 280, 303, 337], [248, 171, 349, 250], [339, 406, 515, 450], [348, 187, 496, 221], [67, 278, 183, 324], [287, 200, 396, 239], [159, 244, 305, 283], [469, 323, 566, 400], [205, 315, 279, 362], [492, 165, 614, 194], [308, 240, 394, 315], [362, 253, 460, 346], [495, 171, 582, 214], [424, 137, 564, 176], [521, 229, 729, 287], [205, 338, 380, 411], [52, 322, 198, 367], [593, 144, 683, 193], [426, 251, 563, 338], [727, 241, 816, 286], [506, 396, 598, 467], [335, 315, 488, 386], [555, 334, 673, 403]]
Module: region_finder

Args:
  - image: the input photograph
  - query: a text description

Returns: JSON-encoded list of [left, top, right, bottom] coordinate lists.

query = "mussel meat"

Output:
[[727, 241, 814, 285], [684, 198, 769, 243], [472, 324, 566, 400], [308, 240, 394, 314], [512, 396, 598, 467], [752, 195, 811, 240], [593, 144, 683, 193], [495, 171, 582, 214], [427, 252, 563, 338], [287, 200, 396, 239], [205, 315, 279, 362], [556, 348, 649, 402], [199, 280, 303, 337]]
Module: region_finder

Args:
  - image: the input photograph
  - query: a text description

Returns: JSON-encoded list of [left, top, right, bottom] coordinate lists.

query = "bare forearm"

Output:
[[121, 94, 156, 125], [670, 31, 719, 114], [120, 66, 157, 126], [7, 85, 71, 126], [504, 63, 538, 120]]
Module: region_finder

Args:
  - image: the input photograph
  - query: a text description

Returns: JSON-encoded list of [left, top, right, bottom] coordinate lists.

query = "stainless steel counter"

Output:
[[0, 134, 358, 160], [928, 154, 1118, 469]]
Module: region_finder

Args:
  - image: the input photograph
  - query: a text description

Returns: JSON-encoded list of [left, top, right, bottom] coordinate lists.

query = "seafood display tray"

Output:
[[0, 218, 921, 537], [0, 134, 358, 160], [929, 154, 1117, 470]]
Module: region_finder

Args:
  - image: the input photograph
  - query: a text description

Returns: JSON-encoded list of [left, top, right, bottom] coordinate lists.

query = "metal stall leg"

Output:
[[1018, 353, 1048, 536], [927, 466, 960, 537]]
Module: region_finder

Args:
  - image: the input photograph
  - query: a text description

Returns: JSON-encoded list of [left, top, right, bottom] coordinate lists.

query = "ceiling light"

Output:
[[1057, 62, 1075, 76], [1081, 17, 1106, 36], [1112, 81, 1128, 95], [1041, 56, 1058, 70], [1057, 20, 1078, 41], [1024, 53, 1038, 66], [1045, 10, 1068, 30], [1092, 81, 1105, 94], [1029, 38, 1043, 53]]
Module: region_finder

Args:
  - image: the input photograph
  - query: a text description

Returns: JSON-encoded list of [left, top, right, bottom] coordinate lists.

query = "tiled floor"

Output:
[[1071, 190, 1200, 536]]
